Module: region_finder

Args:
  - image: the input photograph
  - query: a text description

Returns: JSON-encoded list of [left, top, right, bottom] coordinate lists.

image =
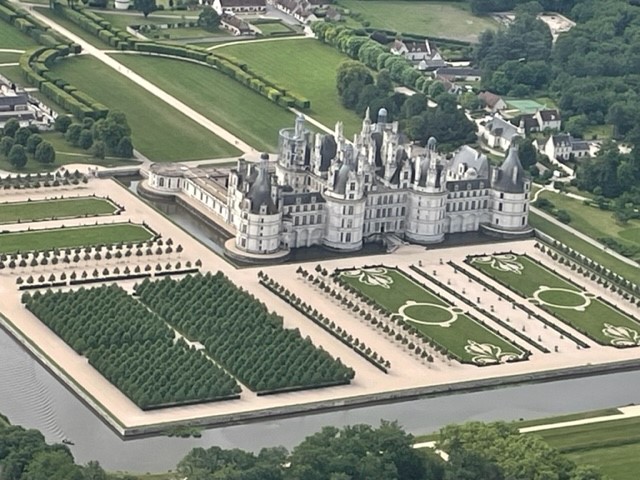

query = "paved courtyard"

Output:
[[0, 177, 638, 433]]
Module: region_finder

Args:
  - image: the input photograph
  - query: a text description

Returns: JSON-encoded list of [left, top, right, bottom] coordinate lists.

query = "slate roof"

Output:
[[537, 109, 560, 122], [478, 91, 504, 109]]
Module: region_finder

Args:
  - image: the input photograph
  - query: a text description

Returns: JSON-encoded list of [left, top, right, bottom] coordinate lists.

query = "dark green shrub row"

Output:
[[0, 0, 74, 48], [19, 47, 108, 119]]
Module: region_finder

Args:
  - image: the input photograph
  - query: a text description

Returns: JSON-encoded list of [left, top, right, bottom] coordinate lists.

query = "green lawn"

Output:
[[98, 12, 194, 29], [0, 52, 20, 63], [218, 38, 362, 136], [538, 190, 640, 261], [255, 21, 295, 35], [536, 416, 640, 480], [0, 223, 153, 253], [0, 20, 37, 49], [111, 53, 297, 152], [337, 0, 497, 42], [470, 254, 640, 346], [583, 123, 614, 140], [530, 212, 640, 284], [51, 56, 241, 161], [340, 267, 523, 364], [0, 197, 117, 224], [0, 64, 24, 85]]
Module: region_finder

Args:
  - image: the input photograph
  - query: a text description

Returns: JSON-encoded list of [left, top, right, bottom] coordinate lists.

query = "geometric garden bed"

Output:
[[338, 266, 526, 365], [469, 253, 640, 348]]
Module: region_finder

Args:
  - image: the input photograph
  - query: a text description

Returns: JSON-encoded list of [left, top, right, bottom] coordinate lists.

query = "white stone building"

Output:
[[148, 110, 532, 261]]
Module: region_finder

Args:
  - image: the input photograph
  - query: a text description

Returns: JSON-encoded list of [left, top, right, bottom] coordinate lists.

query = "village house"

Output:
[[478, 91, 507, 113], [0, 83, 36, 127], [481, 113, 524, 151], [220, 13, 252, 35], [433, 67, 482, 82], [219, 0, 266, 12], [538, 134, 591, 162], [390, 39, 447, 71], [274, 0, 319, 23]]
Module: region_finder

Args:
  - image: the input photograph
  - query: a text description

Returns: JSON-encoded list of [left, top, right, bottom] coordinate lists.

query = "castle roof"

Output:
[[334, 160, 354, 194], [493, 144, 526, 193], [247, 158, 277, 214]]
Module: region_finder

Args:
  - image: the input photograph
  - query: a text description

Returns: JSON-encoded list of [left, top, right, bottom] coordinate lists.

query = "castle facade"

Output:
[[148, 109, 532, 260]]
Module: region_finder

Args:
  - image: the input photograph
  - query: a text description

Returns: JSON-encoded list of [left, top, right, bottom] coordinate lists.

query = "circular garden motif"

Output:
[[398, 300, 459, 327], [532, 286, 591, 311]]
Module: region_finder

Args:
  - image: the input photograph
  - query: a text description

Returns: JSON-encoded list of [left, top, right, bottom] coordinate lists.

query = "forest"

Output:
[[134, 272, 355, 393], [22, 285, 240, 409]]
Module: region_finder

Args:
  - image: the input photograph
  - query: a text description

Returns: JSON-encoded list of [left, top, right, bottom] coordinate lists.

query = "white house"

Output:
[[482, 114, 524, 151], [543, 134, 591, 161]]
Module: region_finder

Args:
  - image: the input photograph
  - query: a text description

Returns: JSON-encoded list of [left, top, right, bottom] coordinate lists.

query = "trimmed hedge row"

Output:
[[20, 47, 108, 119], [51, 2, 312, 110], [0, 0, 76, 49]]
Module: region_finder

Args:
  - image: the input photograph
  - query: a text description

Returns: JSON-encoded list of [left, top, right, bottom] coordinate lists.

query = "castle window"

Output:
[[348, 194, 354, 199], [350, 182, 356, 191], [522, 217, 526, 225], [496, 218, 499, 225], [348, 206, 354, 215], [310, 214, 315, 223], [159, 177, 165, 187], [479, 182, 484, 189], [500, 193, 504, 199], [483, 199, 488, 208], [401, 206, 406, 216], [242, 225, 247, 233], [499, 203, 503, 211], [525, 193, 529, 200], [346, 233, 351, 242], [241, 238, 246, 247], [294, 217, 299, 226], [403, 171, 409, 179], [471, 201, 476, 209]]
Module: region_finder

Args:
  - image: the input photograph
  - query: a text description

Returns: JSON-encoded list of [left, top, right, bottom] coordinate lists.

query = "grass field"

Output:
[[470, 253, 640, 346], [218, 38, 362, 136], [0, 20, 37, 49], [505, 99, 546, 114], [51, 56, 241, 161], [111, 53, 296, 152], [537, 416, 640, 480], [337, 0, 497, 42], [530, 212, 640, 284], [340, 266, 523, 364], [0, 223, 153, 253], [0, 197, 117, 224], [0, 52, 20, 63], [538, 191, 640, 261], [255, 21, 295, 35], [0, 64, 22, 84]]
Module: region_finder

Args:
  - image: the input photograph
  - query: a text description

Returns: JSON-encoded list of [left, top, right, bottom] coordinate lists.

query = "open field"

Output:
[[337, 0, 497, 42], [0, 20, 36, 49], [470, 253, 640, 346], [255, 21, 295, 35], [0, 197, 117, 224], [505, 99, 546, 114], [218, 38, 362, 136], [0, 223, 153, 253], [111, 53, 296, 152], [530, 211, 640, 283], [51, 56, 241, 161], [538, 190, 640, 261], [0, 64, 22, 84], [0, 52, 20, 63], [537, 416, 640, 480], [339, 266, 524, 364]]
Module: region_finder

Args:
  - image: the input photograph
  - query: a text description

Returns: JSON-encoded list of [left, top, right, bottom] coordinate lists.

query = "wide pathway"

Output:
[[207, 35, 310, 51], [23, 4, 257, 155]]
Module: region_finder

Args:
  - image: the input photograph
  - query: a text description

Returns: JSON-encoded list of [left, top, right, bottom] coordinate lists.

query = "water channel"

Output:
[[0, 177, 638, 473]]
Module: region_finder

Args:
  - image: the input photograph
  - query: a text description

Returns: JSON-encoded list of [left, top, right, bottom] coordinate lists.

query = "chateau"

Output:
[[148, 109, 532, 261]]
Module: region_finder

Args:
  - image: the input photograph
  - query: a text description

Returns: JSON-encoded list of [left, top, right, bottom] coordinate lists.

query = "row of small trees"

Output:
[[134, 272, 355, 393], [1, 119, 55, 169], [535, 242, 639, 301], [0, 169, 86, 190], [15, 260, 199, 286], [23, 284, 240, 409], [258, 271, 391, 372]]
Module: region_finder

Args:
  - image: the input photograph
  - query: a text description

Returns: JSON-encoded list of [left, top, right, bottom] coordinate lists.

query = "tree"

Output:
[[14, 127, 32, 146], [1, 135, 14, 156], [91, 141, 106, 159], [65, 124, 82, 146], [54, 115, 73, 133], [517, 139, 538, 169], [25, 133, 43, 154], [133, 0, 156, 17], [3, 118, 19, 138], [198, 6, 220, 30], [34, 141, 55, 164], [8, 144, 27, 169], [21, 450, 84, 480], [116, 136, 133, 158], [336, 60, 374, 96], [78, 130, 93, 150], [92, 111, 132, 153]]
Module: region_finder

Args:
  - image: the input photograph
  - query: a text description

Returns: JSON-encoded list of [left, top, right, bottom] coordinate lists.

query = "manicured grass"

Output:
[[530, 212, 640, 284], [538, 190, 640, 261], [340, 267, 523, 364], [470, 254, 640, 346], [219, 38, 362, 136], [584, 123, 614, 140], [0, 52, 20, 63], [0, 20, 37, 49], [505, 99, 546, 114], [536, 416, 640, 480], [51, 56, 241, 161], [0, 64, 24, 84], [0, 223, 153, 253], [0, 197, 117, 224], [255, 21, 295, 35], [98, 12, 193, 29], [112, 53, 297, 152], [338, 0, 497, 42], [413, 407, 622, 443]]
